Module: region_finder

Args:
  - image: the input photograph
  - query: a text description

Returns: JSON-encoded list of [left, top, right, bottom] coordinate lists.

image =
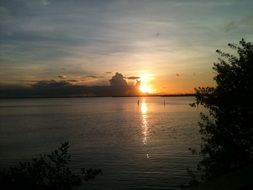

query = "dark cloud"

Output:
[[66, 79, 79, 82], [224, 15, 253, 32], [19, 79, 39, 83], [32, 80, 70, 88], [0, 73, 142, 98], [109, 72, 127, 87], [127, 76, 140, 80], [107, 72, 141, 96], [106, 72, 112, 74], [176, 73, 180, 77], [225, 21, 237, 33], [87, 75, 104, 79], [155, 32, 160, 37]]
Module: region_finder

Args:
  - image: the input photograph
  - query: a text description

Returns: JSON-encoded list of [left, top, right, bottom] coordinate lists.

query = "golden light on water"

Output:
[[141, 101, 148, 114], [140, 101, 148, 145]]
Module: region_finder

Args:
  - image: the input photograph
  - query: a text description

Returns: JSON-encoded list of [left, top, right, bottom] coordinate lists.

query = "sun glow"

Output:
[[139, 73, 154, 94], [139, 84, 153, 93]]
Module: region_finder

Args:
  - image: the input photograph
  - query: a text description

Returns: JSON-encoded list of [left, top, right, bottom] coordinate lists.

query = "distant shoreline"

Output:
[[0, 94, 195, 99]]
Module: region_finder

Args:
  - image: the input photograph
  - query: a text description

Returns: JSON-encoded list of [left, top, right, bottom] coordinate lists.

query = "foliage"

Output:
[[0, 142, 101, 190], [192, 39, 253, 181]]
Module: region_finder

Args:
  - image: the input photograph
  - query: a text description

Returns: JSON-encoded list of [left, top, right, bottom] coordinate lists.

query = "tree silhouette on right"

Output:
[[192, 39, 253, 181]]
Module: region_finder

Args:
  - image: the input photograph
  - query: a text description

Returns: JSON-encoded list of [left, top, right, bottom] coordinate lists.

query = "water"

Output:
[[0, 97, 202, 190]]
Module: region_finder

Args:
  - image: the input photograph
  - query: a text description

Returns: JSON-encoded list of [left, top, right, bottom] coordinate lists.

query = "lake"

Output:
[[0, 97, 202, 190]]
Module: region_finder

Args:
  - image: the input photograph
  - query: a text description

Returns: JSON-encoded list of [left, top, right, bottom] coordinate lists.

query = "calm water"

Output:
[[0, 97, 202, 190]]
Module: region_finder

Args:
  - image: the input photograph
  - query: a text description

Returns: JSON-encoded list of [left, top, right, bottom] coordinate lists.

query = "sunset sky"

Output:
[[1, 0, 253, 95]]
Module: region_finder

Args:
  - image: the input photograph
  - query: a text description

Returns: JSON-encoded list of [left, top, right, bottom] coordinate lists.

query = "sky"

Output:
[[0, 0, 253, 95]]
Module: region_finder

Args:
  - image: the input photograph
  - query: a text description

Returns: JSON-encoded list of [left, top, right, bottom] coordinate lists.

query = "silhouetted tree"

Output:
[[0, 142, 101, 190], [192, 39, 253, 180]]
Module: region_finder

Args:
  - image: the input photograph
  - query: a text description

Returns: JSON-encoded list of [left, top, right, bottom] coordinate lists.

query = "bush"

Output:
[[0, 142, 101, 190]]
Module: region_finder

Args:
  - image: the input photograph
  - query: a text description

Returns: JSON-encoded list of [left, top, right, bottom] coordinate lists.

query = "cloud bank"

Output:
[[0, 73, 141, 97]]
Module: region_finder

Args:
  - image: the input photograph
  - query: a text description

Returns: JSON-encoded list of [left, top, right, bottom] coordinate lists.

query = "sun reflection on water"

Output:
[[141, 102, 148, 114], [140, 100, 149, 156]]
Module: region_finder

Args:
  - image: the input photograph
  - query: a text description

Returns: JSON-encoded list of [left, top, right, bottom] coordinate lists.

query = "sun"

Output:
[[138, 73, 154, 94], [139, 84, 153, 93]]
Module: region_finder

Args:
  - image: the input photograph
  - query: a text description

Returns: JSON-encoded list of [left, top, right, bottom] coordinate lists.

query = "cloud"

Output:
[[0, 73, 142, 97], [41, 0, 50, 6], [127, 76, 140, 80], [109, 72, 127, 87], [58, 75, 67, 79], [32, 80, 70, 88], [155, 32, 160, 37], [66, 79, 78, 82], [87, 75, 104, 79], [224, 15, 253, 32]]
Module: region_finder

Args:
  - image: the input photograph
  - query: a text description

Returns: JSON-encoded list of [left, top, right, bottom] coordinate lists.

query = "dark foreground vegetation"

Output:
[[186, 39, 253, 189], [0, 142, 101, 190]]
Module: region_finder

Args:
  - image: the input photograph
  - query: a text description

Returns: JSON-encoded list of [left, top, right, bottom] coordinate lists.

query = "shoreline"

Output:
[[0, 94, 195, 99]]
